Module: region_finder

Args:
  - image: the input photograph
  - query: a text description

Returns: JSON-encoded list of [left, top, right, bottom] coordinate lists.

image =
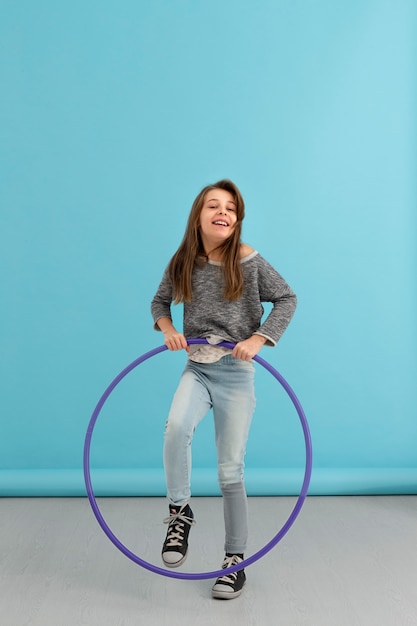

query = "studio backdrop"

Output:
[[1, 0, 416, 496]]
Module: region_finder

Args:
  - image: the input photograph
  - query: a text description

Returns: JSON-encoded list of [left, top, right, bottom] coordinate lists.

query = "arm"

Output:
[[151, 269, 188, 352], [233, 254, 297, 360], [255, 256, 297, 346]]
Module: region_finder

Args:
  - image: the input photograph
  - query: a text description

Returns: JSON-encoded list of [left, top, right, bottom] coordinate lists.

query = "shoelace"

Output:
[[216, 554, 243, 584], [163, 510, 195, 547]]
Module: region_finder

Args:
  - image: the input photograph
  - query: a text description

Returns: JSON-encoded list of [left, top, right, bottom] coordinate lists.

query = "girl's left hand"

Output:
[[232, 335, 266, 361]]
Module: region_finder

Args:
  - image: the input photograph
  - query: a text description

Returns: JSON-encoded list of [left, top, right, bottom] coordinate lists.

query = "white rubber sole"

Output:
[[211, 582, 245, 600], [161, 551, 188, 568]]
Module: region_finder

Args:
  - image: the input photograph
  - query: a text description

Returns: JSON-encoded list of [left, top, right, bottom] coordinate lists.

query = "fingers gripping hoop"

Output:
[[83, 338, 312, 580]]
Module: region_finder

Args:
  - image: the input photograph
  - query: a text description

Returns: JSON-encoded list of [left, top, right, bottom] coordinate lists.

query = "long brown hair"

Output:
[[169, 179, 245, 303]]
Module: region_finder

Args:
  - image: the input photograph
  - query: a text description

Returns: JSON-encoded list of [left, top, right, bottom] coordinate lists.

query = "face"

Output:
[[198, 188, 238, 252]]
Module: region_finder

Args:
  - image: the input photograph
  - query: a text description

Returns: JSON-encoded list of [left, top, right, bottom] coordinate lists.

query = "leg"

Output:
[[163, 363, 211, 505], [211, 357, 255, 599], [211, 357, 256, 554], [221, 481, 249, 554], [162, 362, 211, 567]]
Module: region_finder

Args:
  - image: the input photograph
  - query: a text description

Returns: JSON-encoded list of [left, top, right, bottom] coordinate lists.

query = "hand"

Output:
[[232, 335, 266, 361], [163, 329, 189, 352]]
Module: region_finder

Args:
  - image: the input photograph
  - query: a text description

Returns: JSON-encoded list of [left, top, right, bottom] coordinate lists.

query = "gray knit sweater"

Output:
[[151, 250, 297, 347]]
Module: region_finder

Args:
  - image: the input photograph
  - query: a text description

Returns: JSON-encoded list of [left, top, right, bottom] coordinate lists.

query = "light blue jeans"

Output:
[[163, 354, 256, 554]]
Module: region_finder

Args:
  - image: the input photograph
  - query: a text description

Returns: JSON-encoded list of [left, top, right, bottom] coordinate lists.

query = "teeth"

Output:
[[213, 221, 228, 226]]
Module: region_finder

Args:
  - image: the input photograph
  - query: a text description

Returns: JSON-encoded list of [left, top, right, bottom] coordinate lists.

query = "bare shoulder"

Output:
[[239, 243, 255, 258]]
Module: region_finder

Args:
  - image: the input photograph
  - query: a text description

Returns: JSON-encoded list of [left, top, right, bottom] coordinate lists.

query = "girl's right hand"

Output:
[[163, 330, 189, 352]]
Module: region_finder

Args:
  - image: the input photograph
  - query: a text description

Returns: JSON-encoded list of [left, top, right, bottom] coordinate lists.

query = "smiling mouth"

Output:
[[212, 220, 229, 227]]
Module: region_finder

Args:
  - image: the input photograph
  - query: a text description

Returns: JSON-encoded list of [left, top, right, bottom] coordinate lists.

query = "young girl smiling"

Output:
[[151, 179, 297, 599]]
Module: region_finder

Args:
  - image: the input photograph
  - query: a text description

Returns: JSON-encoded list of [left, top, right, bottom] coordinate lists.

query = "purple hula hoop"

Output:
[[83, 338, 312, 580]]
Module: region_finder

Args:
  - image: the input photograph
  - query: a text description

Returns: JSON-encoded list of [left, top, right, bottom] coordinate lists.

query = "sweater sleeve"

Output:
[[151, 268, 173, 331], [254, 255, 297, 346]]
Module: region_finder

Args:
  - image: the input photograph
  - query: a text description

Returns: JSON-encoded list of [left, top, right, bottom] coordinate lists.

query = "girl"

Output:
[[151, 179, 297, 599]]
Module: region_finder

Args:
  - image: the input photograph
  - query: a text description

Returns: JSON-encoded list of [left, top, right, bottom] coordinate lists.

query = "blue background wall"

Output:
[[1, 0, 416, 496]]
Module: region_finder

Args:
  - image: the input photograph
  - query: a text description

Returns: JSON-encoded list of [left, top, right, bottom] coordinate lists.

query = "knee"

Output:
[[164, 419, 194, 445], [218, 461, 245, 490]]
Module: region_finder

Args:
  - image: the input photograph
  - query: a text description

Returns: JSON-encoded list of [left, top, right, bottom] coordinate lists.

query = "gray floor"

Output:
[[1, 496, 416, 625]]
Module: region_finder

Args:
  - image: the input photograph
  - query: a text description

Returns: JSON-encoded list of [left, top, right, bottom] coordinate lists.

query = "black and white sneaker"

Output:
[[212, 554, 246, 599], [161, 503, 195, 567]]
